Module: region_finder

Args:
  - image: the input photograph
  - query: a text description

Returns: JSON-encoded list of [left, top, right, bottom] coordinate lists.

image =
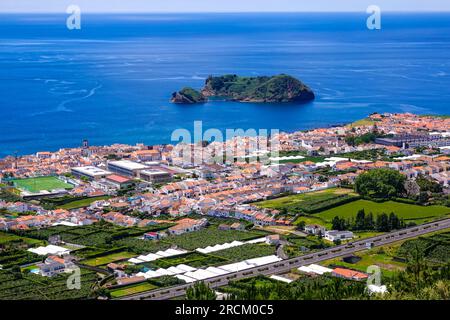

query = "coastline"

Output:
[[2, 112, 449, 159]]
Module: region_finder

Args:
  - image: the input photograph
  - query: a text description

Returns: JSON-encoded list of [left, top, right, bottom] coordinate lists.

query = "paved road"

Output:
[[121, 218, 450, 300]]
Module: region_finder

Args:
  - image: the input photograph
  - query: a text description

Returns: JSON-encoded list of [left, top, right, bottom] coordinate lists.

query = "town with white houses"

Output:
[[0, 112, 449, 300]]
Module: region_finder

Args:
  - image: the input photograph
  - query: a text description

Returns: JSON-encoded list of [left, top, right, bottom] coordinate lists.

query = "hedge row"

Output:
[[305, 195, 361, 214]]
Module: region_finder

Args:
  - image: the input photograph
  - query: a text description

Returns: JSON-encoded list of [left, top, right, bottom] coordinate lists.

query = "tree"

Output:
[[93, 287, 111, 299], [416, 175, 442, 193], [418, 191, 429, 204], [354, 209, 366, 230], [406, 244, 427, 293], [364, 212, 375, 230], [11, 265, 23, 279], [376, 213, 390, 232], [296, 220, 306, 231], [388, 212, 401, 230], [332, 216, 347, 231], [355, 168, 406, 199], [186, 282, 216, 300], [344, 132, 379, 146]]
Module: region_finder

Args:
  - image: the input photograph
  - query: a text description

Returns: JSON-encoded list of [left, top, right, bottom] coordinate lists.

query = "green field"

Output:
[[322, 230, 450, 277], [0, 269, 98, 300], [12, 176, 73, 193], [165, 227, 266, 251], [110, 282, 158, 298], [255, 188, 358, 214], [212, 243, 276, 262], [82, 251, 137, 267], [322, 246, 407, 277], [316, 199, 450, 225], [59, 196, 110, 210], [347, 117, 377, 127], [0, 231, 44, 246], [147, 252, 227, 269], [396, 231, 450, 264], [294, 215, 330, 228]]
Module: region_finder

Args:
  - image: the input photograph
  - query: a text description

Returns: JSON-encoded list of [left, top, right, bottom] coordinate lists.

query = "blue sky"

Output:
[[1, 0, 450, 13]]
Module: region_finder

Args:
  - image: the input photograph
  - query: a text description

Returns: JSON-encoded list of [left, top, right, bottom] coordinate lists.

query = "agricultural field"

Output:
[[58, 196, 110, 210], [278, 156, 326, 164], [255, 188, 359, 214], [0, 231, 44, 246], [396, 231, 450, 264], [212, 243, 276, 262], [0, 250, 42, 269], [0, 269, 98, 300], [259, 225, 297, 236], [0, 232, 46, 269], [113, 238, 171, 255], [71, 246, 126, 260], [322, 245, 407, 277], [284, 235, 330, 257], [21, 222, 172, 248], [315, 200, 450, 225], [352, 231, 385, 240], [322, 230, 450, 277], [12, 176, 73, 193], [81, 251, 137, 267], [109, 281, 158, 299], [294, 215, 330, 229], [275, 151, 326, 163], [146, 252, 227, 269], [189, 214, 252, 228], [164, 227, 267, 251]]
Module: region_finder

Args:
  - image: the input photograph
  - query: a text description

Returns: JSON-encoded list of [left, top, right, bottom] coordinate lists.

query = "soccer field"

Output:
[[12, 176, 73, 193]]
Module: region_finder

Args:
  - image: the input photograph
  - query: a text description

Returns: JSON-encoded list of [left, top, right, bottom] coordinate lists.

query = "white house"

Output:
[[37, 256, 71, 277], [324, 230, 354, 242]]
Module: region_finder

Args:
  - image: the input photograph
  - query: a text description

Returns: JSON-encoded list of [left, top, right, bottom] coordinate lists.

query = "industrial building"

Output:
[[71, 166, 111, 181], [105, 174, 134, 189], [139, 169, 173, 183], [107, 160, 149, 178], [375, 134, 450, 149]]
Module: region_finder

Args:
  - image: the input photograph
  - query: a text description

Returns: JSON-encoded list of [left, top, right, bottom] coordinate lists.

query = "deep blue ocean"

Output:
[[0, 13, 450, 157]]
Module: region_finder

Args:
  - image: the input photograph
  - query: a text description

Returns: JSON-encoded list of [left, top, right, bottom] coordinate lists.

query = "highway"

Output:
[[121, 218, 450, 300]]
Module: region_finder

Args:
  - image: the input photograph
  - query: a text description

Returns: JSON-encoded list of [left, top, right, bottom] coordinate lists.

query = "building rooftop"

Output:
[[332, 267, 368, 280], [106, 174, 132, 184], [140, 169, 170, 176], [108, 160, 148, 171], [72, 166, 111, 176]]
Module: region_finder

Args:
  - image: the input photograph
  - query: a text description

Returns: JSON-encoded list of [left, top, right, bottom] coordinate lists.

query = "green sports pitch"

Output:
[[12, 176, 73, 193]]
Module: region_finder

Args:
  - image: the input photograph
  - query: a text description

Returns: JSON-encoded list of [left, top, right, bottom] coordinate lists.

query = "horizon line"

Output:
[[2, 10, 450, 14]]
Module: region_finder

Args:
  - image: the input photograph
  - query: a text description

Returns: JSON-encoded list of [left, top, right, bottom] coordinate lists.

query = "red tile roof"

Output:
[[332, 267, 368, 280], [107, 175, 132, 184]]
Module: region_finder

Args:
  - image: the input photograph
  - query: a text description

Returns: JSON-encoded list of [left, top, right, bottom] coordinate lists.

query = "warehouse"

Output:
[[105, 174, 134, 189], [107, 160, 149, 177], [71, 166, 111, 181], [139, 169, 173, 183]]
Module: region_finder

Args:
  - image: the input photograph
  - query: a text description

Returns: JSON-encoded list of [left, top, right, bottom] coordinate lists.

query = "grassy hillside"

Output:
[[203, 74, 315, 102], [316, 200, 450, 225]]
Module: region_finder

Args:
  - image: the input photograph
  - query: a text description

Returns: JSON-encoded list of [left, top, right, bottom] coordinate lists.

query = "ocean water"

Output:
[[0, 13, 450, 157]]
